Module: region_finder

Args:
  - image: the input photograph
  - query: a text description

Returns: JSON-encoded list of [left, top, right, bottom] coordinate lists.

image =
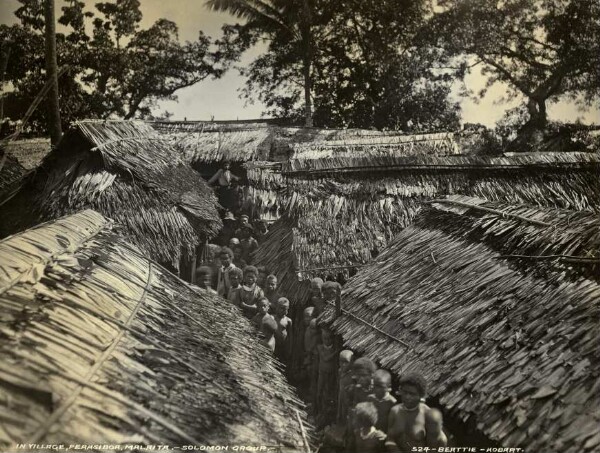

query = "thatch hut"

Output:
[[0, 210, 310, 449], [253, 152, 600, 303], [323, 196, 600, 452], [0, 121, 222, 269]]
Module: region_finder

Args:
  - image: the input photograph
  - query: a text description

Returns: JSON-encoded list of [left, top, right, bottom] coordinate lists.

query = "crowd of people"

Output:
[[193, 210, 449, 453]]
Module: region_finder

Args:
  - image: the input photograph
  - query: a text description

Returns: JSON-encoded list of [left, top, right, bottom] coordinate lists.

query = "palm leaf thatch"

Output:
[[324, 203, 600, 453], [151, 121, 460, 164], [0, 121, 222, 268], [0, 210, 309, 449], [152, 121, 274, 164], [287, 131, 458, 159], [429, 195, 600, 279], [248, 152, 600, 223], [252, 151, 599, 304]]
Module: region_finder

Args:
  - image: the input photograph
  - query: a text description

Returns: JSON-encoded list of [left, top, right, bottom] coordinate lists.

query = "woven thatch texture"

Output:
[[0, 210, 308, 449], [0, 121, 222, 267], [152, 122, 274, 164], [288, 131, 458, 159], [248, 152, 600, 216], [282, 151, 600, 172], [430, 195, 600, 279], [253, 195, 420, 305], [327, 206, 600, 453]]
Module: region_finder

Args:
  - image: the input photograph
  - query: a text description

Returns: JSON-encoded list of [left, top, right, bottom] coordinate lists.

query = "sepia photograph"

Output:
[[0, 1, 598, 452]]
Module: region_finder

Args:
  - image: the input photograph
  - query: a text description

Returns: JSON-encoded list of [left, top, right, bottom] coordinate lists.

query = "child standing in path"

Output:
[[251, 297, 273, 330], [274, 297, 292, 363], [353, 402, 387, 453], [230, 265, 264, 317], [264, 274, 280, 306], [226, 268, 243, 302], [195, 266, 217, 294], [216, 247, 238, 298], [367, 369, 397, 433]]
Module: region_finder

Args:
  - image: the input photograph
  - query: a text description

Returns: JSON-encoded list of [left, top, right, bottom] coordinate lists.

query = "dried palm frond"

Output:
[[0, 210, 309, 448], [0, 121, 222, 268], [327, 204, 600, 453]]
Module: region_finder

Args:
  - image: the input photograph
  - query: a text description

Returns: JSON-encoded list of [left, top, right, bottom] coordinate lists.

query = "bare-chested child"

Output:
[[251, 297, 273, 330], [261, 316, 278, 353], [303, 309, 318, 404], [274, 297, 292, 362], [353, 402, 387, 453], [226, 267, 243, 302], [264, 274, 280, 306], [196, 266, 217, 294], [230, 265, 264, 317], [316, 326, 339, 426], [367, 370, 397, 433], [338, 350, 355, 424], [351, 357, 377, 406], [386, 373, 447, 453], [320, 281, 340, 316]]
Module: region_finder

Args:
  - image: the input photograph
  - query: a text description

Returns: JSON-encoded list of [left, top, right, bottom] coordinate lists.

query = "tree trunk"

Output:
[[509, 97, 547, 152], [302, 0, 313, 128], [0, 46, 11, 122], [45, 0, 62, 145], [303, 55, 313, 127]]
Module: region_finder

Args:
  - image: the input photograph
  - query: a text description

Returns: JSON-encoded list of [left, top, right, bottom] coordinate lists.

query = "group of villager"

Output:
[[194, 205, 448, 452]]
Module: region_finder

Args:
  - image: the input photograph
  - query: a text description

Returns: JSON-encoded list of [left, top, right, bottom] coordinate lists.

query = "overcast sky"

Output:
[[2, 0, 598, 126]]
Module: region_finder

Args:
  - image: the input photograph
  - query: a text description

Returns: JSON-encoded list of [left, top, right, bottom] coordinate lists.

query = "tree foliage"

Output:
[[1, 0, 224, 135], [432, 0, 600, 142], [214, 0, 460, 131]]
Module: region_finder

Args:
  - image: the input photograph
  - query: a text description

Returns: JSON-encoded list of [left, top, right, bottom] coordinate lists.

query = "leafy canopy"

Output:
[[1, 0, 225, 135]]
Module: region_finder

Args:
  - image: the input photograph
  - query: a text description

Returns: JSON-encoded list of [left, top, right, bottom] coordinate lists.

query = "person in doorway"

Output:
[[367, 369, 397, 433], [208, 162, 240, 213], [216, 247, 238, 298], [216, 211, 237, 246], [353, 402, 387, 453], [208, 161, 240, 187], [230, 265, 264, 317], [386, 373, 447, 452], [195, 266, 216, 294]]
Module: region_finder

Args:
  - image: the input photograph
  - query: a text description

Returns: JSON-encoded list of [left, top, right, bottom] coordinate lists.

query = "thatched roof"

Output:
[[0, 210, 309, 449], [285, 130, 458, 160], [325, 201, 600, 453], [252, 152, 599, 303], [151, 121, 460, 164], [152, 121, 274, 164], [429, 195, 600, 279], [0, 121, 222, 267], [282, 151, 600, 173]]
